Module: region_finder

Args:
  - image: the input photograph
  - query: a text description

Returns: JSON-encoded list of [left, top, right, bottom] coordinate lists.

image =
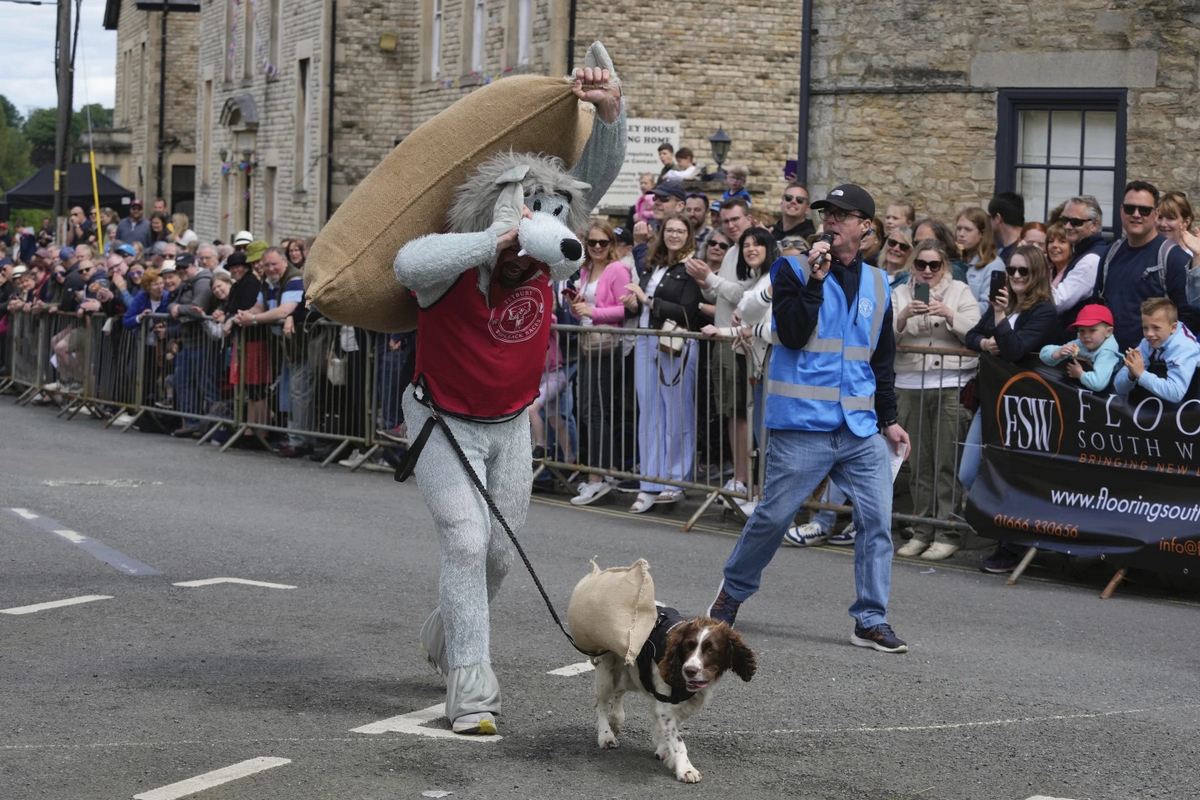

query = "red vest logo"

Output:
[[488, 285, 546, 343]]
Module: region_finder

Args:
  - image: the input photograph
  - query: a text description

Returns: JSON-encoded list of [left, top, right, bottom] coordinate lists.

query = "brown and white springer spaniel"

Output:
[[591, 605, 756, 783]]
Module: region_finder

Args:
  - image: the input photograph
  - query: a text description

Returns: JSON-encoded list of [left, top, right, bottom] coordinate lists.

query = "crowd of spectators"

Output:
[[4, 167, 1200, 575]]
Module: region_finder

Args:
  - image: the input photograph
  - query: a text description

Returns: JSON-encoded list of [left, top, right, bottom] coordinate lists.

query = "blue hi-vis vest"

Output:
[[765, 255, 889, 436]]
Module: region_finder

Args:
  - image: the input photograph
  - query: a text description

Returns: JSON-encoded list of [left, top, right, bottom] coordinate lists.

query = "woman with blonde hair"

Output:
[[956, 206, 1005, 315], [621, 214, 702, 513], [1157, 191, 1200, 304], [567, 220, 633, 506], [1044, 222, 1071, 279], [891, 239, 981, 560], [880, 225, 914, 288], [172, 213, 198, 248]]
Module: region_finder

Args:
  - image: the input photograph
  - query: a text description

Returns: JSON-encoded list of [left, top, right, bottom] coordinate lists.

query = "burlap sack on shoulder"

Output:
[[305, 76, 595, 333], [568, 558, 656, 665]]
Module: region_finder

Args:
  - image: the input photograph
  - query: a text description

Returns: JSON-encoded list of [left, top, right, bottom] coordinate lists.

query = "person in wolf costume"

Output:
[[394, 43, 626, 736]]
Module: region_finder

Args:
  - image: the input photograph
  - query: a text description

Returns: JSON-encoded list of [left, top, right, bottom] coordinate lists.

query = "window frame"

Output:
[[995, 89, 1127, 236]]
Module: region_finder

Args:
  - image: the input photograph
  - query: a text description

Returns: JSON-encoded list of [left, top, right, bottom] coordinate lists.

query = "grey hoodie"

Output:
[[171, 267, 215, 345]]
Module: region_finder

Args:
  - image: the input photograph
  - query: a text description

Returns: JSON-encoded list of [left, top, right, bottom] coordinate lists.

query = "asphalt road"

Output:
[[1, 400, 1197, 800]]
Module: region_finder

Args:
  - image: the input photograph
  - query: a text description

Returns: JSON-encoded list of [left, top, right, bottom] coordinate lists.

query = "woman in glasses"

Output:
[[880, 226, 914, 289], [567, 221, 634, 506], [703, 230, 733, 275], [891, 239, 981, 561], [956, 207, 1006, 316], [961, 245, 1063, 571]]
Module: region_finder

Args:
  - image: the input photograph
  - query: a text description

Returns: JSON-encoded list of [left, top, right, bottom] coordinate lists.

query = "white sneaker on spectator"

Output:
[[734, 496, 759, 516], [783, 522, 828, 547], [114, 413, 137, 427], [716, 479, 747, 508], [42, 382, 60, 392], [571, 480, 611, 506], [895, 538, 929, 558], [920, 542, 959, 561], [827, 524, 856, 546], [338, 449, 367, 468]]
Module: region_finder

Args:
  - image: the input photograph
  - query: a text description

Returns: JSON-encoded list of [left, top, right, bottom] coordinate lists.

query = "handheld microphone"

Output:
[[811, 231, 835, 271]]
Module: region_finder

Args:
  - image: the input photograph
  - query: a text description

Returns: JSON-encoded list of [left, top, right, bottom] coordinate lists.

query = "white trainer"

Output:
[[571, 480, 611, 506], [895, 538, 930, 558]]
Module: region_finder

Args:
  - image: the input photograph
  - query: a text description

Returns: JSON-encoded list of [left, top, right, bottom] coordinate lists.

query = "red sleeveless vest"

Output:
[[413, 267, 554, 420]]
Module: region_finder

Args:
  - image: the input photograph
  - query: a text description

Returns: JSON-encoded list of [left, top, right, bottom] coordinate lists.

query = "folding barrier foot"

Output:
[[320, 439, 350, 468], [682, 489, 723, 533], [219, 424, 249, 452], [15, 386, 38, 405], [1006, 546, 1038, 585], [120, 409, 145, 432], [1100, 567, 1127, 599], [195, 423, 224, 446], [348, 443, 380, 473]]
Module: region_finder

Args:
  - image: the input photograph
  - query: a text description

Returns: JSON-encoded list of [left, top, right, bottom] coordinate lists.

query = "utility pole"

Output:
[[155, 0, 168, 201], [53, 0, 74, 242]]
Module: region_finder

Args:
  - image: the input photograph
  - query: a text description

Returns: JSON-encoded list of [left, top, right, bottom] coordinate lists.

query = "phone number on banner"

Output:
[[993, 514, 1079, 538]]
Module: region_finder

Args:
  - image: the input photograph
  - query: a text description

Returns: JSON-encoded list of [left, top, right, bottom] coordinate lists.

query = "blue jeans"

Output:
[[175, 344, 219, 428], [377, 347, 407, 430], [811, 481, 847, 534], [287, 359, 315, 448], [958, 411, 983, 491], [721, 423, 895, 628]]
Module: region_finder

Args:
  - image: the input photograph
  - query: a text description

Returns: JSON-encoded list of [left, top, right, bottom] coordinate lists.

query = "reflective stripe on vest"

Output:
[[844, 346, 871, 361]]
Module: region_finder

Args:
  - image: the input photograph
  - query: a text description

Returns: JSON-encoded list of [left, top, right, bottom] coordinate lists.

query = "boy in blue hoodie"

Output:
[[1039, 303, 1122, 391], [1113, 298, 1200, 403]]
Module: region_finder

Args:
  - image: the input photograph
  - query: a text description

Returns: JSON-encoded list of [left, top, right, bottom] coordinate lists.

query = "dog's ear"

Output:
[[725, 626, 756, 682], [658, 620, 693, 690]]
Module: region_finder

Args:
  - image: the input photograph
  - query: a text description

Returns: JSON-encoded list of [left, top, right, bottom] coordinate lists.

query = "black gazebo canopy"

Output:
[[2, 163, 135, 212]]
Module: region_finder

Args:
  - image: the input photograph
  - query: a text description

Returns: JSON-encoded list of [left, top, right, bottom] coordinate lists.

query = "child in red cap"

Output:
[[1040, 303, 1121, 391]]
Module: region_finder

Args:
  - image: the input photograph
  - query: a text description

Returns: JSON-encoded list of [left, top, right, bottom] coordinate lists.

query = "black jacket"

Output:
[[629, 261, 703, 331], [966, 300, 1062, 361]]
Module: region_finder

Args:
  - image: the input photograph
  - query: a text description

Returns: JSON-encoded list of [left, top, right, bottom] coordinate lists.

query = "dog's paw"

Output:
[[597, 731, 619, 749], [676, 765, 703, 784]]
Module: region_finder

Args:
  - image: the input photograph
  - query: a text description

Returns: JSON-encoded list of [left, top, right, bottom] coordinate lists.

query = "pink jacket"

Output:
[[634, 193, 655, 224], [579, 261, 633, 326]]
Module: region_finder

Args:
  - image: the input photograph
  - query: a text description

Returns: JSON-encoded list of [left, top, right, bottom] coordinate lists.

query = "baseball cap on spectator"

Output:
[[160, 260, 177, 274], [1068, 304, 1114, 328], [233, 230, 254, 247], [0, 222, 7, 230], [115, 243, 137, 257], [36, 248, 54, 261], [652, 181, 687, 201], [59, 246, 76, 260], [13, 264, 28, 276], [0, 256, 11, 268], [613, 226, 634, 247], [709, 200, 722, 213], [150, 241, 169, 256], [810, 184, 875, 220], [174, 253, 196, 270], [130, 198, 144, 208], [245, 240, 268, 264]]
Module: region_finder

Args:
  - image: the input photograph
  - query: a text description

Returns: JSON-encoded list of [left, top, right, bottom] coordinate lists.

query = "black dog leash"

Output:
[[396, 382, 597, 658]]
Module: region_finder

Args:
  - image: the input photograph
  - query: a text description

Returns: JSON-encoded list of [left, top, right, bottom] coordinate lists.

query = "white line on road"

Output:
[[1027, 796, 1077, 800], [351, 703, 502, 743], [173, 578, 297, 590], [132, 756, 290, 800], [10, 508, 38, 520], [53, 529, 87, 544], [548, 661, 594, 676], [0, 595, 113, 615]]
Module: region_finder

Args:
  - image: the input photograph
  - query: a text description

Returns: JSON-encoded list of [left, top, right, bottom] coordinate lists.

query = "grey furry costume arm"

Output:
[[569, 99, 626, 216], [394, 230, 497, 306]]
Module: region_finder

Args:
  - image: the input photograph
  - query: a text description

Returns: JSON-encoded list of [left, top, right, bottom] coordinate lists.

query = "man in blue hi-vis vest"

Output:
[[707, 184, 913, 654]]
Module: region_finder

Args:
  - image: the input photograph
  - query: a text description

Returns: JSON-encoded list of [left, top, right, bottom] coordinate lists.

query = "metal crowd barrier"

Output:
[[4, 309, 978, 534]]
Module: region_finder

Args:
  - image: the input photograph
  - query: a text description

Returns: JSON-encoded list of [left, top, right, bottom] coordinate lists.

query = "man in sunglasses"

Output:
[[1094, 180, 1200, 351], [1053, 195, 1106, 327], [771, 182, 815, 242], [708, 183, 912, 655]]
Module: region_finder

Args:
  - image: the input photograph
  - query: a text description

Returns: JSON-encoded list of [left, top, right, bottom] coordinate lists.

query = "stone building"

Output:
[[190, 0, 1200, 243], [101, 0, 200, 218]]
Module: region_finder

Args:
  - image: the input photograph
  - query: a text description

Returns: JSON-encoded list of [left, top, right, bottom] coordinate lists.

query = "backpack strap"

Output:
[[1097, 238, 1124, 304], [1148, 239, 1179, 298]]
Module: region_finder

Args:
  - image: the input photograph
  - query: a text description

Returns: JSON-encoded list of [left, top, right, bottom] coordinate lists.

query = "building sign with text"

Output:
[[595, 119, 680, 213]]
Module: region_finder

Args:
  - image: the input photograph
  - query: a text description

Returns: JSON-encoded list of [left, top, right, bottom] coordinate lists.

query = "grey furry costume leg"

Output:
[[404, 385, 532, 720]]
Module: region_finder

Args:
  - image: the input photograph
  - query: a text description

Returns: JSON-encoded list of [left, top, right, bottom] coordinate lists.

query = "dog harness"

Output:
[[636, 605, 697, 704]]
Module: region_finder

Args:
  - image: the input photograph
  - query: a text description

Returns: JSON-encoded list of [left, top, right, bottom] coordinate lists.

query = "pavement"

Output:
[[1, 398, 1197, 800]]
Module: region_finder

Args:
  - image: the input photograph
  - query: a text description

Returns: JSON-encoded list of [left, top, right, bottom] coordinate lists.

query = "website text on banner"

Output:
[[965, 354, 1200, 580]]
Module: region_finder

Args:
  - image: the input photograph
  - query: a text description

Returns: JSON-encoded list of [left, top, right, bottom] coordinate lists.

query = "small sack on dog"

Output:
[[568, 558, 657, 665]]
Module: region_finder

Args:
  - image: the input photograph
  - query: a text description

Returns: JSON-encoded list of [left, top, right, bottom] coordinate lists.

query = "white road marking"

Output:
[[11, 508, 38, 520], [53, 529, 87, 544], [132, 756, 290, 800], [548, 661, 595, 676], [351, 703, 501, 743], [1026, 796, 1077, 800], [173, 578, 297, 590], [43, 479, 163, 488], [0, 595, 112, 615], [714, 707, 1155, 737]]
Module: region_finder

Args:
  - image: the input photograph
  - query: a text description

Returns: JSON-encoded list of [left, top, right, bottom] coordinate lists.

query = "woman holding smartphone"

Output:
[[568, 221, 633, 506], [891, 240, 981, 560], [961, 244, 1063, 572]]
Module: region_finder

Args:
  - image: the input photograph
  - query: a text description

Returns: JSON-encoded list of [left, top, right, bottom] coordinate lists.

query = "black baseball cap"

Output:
[[613, 226, 634, 246], [810, 184, 875, 220], [652, 181, 687, 201], [174, 253, 196, 270]]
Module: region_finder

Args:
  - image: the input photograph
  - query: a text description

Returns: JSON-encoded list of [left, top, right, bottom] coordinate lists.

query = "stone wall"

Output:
[[110, 0, 199, 206]]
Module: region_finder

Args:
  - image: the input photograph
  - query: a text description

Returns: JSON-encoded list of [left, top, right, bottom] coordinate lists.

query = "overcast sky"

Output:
[[2, 0, 116, 118]]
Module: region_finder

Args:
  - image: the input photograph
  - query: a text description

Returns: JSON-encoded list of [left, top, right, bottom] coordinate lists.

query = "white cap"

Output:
[[160, 260, 177, 273], [233, 230, 254, 246], [12, 265, 28, 276]]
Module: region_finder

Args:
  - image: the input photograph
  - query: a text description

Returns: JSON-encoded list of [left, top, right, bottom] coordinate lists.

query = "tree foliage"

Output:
[[19, 104, 115, 167], [0, 117, 35, 195], [0, 94, 22, 129]]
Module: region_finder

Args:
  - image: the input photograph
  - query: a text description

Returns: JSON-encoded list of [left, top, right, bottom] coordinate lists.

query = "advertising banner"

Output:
[[965, 355, 1200, 580]]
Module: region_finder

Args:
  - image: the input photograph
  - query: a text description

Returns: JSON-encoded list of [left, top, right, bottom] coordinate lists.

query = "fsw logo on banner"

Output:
[[996, 371, 1063, 455]]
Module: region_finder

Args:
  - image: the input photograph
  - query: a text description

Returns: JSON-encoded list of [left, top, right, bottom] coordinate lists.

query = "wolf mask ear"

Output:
[[489, 165, 530, 236]]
